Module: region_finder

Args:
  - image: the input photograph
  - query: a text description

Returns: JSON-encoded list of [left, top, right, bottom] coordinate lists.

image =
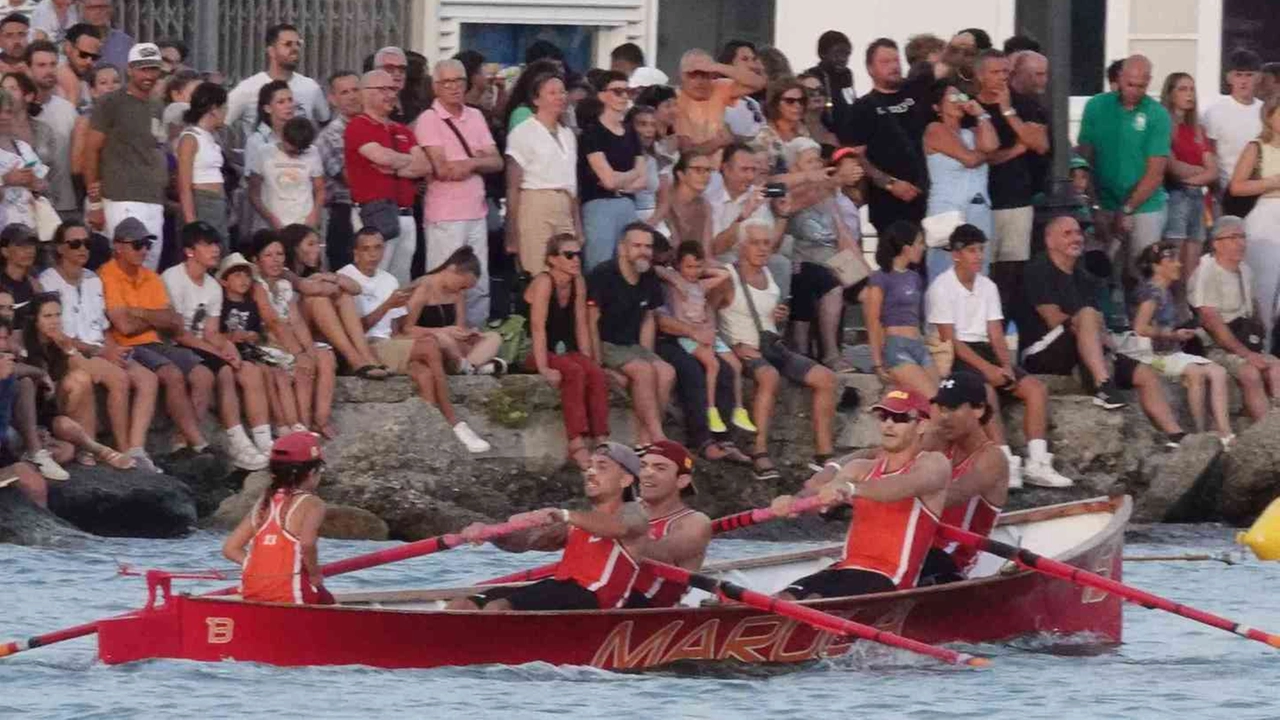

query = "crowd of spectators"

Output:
[[3, 5, 1280, 511]]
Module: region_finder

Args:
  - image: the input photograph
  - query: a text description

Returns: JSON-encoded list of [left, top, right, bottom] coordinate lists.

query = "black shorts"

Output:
[[952, 342, 1025, 396], [624, 589, 652, 609], [789, 262, 841, 322], [784, 567, 896, 599], [1021, 329, 1138, 389], [917, 547, 964, 587], [191, 347, 229, 374], [471, 578, 599, 611]]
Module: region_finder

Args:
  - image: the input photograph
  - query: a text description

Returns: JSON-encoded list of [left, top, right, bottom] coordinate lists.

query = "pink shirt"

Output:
[[415, 100, 496, 222]]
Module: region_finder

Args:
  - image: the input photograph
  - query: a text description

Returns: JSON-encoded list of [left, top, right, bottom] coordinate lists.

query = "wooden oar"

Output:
[[1124, 553, 1236, 565], [479, 495, 837, 585], [642, 560, 990, 667], [936, 524, 1280, 650], [0, 515, 552, 659]]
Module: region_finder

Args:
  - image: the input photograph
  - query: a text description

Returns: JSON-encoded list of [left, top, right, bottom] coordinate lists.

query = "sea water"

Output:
[[0, 525, 1276, 719]]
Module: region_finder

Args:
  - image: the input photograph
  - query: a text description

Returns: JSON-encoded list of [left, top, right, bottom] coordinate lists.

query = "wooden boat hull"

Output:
[[97, 496, 1129, 669]]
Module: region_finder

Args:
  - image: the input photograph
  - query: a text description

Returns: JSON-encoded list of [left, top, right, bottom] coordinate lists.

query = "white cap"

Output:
[[127, 43, 163, 68], [628, 66, 669, 89]]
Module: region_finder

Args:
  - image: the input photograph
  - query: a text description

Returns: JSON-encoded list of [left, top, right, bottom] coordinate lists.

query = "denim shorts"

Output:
[[1163, 186, 1206, 242], [883, 335, 934, 369]]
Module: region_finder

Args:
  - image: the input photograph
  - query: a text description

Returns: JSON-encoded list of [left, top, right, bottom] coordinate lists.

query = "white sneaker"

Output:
[[290, 423, 308, 433], [26, 448, 69, 481], [1024, 454, 1075, 488], [475, 358, 507, 376], [453, 421, 491, 453], [128, 448, 163, 474], [228, 437, 269, 471], [1007, 455, 1024, 490]]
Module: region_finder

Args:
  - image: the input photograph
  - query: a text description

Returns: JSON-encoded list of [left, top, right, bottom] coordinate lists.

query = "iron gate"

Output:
[[111, 0, 412, 83]]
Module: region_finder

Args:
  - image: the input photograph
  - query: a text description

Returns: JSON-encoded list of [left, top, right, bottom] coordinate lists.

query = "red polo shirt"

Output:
[[343, 113, 418, 207]]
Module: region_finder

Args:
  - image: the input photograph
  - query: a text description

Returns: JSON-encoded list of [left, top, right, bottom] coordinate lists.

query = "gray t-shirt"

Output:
[[90, 88, 167, 204], [870, 268, 924, 329]]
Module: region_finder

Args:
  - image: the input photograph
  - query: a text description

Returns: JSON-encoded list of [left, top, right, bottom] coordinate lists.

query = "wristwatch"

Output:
[[977, 113, 992, 121], [1003, 108, 1018, 117], [1121, 204, 1135, 216]]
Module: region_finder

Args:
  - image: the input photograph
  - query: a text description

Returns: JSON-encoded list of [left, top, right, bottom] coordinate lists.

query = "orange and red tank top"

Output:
[[553, 525, 640, 609], [835, 454, 940, 589]]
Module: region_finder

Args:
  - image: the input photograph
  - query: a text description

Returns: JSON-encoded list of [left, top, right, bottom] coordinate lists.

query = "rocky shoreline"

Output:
[[2, 371, 1277, 546]]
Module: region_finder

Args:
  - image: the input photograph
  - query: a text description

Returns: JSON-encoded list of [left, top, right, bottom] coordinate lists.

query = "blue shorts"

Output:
[[1164, 185, 1206, 242], [677, 336, 731, 354], [883, 335, 934, 369]]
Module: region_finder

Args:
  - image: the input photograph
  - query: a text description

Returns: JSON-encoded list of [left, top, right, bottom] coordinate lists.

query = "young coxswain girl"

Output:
[[222, 431, 333, 605]]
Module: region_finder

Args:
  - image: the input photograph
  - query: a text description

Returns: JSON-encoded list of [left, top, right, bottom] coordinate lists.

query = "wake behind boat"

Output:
[[95, 495, 1128, 669]]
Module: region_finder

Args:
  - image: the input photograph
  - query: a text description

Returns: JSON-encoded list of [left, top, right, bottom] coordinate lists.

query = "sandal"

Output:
[[97, 447, 137, 471], [750, 452, 781, 481], [717, 441, 753, 466], [353, 365, 390, 381], [76, 449, 97, 467], [699, 440, 729, 462]]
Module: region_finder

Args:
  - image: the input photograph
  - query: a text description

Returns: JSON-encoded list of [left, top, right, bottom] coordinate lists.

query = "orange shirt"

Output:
[[241, 490, 324, 604], [99, 259, 169, 346]]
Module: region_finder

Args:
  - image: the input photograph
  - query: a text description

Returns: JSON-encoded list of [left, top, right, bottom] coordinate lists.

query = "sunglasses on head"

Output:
[[559, 250, 581, 260], [872, 408, 917, 424]]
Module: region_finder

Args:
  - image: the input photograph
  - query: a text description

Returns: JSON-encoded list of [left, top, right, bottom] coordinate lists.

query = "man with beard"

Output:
[[770, 388, 949, 598], [57, 23, 103, 113], [838, 38, 935, 235], [226, 23, 331, 139], [83, 43, 168, 269], [448, 442, 649, 611], [625, 441, 711, 608], [26, 40, 79, 222], [917, 372, 1009, 585], [0, 12, 29, 75]]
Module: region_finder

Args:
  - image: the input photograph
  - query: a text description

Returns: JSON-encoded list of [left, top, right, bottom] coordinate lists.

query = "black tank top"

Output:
[[416, 302, 457, 329], [221, 295, 263, 335], [0, 271, 35, 307], [543, 274, 577, 354]]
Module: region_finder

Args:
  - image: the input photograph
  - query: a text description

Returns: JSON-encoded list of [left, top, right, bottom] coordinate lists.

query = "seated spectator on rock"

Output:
[[99, 217, 213, 464], [277, 224, 388, 381], [587, 222, 675, 448], [781, 137, 867, 371], [0, 223, 45, 306], [1022, 216, 1187, 442], [405, 247, 503, 375], [925, 224, 1073, 488], [1124, 243, 1233, 445], [0, 288, 70, 481], [674, 47, 765, 156], [161, 222, 272, 469], [655, 241, 753, 434], [924, 80, 998, 281], [665, 151, 715, 252], [247, 115, 323, 234], [22, 293, 135, 469], [1188, 216, 1280, 421], [0, 328, 46, 506], [1226, 96, 1280, 346], [339, 227, 491, 453], [38, 221, 160, 472], [866, 221, 936, 397], [717, 218, 836, 480], [524, 234, 609, 470], [249, 229, 336, 439]]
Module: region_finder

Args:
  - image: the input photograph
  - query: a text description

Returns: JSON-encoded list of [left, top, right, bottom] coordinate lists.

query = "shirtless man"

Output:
[[447, 443, 649, 612], [625, 441, 712, 608], [771, 388, 950, 599], [918, 372, 1010, 585]]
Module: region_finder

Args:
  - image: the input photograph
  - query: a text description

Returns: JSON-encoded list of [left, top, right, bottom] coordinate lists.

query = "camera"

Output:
[[762, 182, 787, 198]]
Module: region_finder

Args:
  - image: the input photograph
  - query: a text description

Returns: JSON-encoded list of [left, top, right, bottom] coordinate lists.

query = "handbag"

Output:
[[1222, 140, 1261, 219], [734, 264, 788, 365], [921, 210, 962, 249], [1227, 271, 1265, 352], [30, 196, 60, 243], [358, 198, 401, 241], [824, 248, 870, 288]]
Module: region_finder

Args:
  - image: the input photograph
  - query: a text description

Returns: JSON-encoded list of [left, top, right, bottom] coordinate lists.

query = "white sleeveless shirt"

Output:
[[719, 264, 780, 348], [179, 126, 225, 185]]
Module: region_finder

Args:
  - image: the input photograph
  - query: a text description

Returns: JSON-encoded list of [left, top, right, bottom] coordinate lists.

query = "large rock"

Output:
[[1220, 411, 1280, 523], [47, 466, 197, 538], [1132, 434, 1224, 522], [0, 488, 91, 546], [206, 471, 389, 540]]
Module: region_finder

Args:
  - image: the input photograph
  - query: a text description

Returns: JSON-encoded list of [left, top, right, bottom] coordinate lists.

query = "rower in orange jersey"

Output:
[[771, 389, 950, 599], [222, 431, 333, 605], [918, 372, 1010, 585], [448, 442, 649, 612], [624, 441, 712, 608]]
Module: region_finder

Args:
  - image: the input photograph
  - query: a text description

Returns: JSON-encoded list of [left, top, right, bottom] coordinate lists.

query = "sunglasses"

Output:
[[559, 250, 581, 260], [873, 409, 918, 424], [780, 95, 805, 105], [947, 91, 971, 103], [116, 238, 154, 251], [76, 48, 102, 61], [60, 239, 87, 250]]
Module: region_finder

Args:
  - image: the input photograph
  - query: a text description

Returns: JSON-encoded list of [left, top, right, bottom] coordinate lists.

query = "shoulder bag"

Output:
[[733, 264, 788, 365], [1221, 140, 1261, 219], [1226, 270, 1266, 352]]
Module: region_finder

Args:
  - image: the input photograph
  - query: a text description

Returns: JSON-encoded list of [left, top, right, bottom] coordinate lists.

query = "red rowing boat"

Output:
[[96, 496, 1129, 669]]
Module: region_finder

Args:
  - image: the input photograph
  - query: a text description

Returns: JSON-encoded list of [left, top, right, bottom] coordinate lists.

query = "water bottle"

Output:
[[1005, 320, 1019, 356]]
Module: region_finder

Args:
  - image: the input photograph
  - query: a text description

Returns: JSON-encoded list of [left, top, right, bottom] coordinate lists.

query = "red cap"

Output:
[[870, 388, 931, 419], [644, 440, 696, 496], [271, 431, 324, 463], [831, 146, 860, 164]]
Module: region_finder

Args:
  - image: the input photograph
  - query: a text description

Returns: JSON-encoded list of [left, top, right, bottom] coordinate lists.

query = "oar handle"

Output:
[[642, 560, 990, 668], [936, 524, 1280, 650], [710, 494, 832, 534]]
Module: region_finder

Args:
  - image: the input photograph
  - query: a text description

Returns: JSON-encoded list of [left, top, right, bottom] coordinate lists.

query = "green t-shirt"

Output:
[[507, 105, 533, 133], [1077, 92, 1171, 213]]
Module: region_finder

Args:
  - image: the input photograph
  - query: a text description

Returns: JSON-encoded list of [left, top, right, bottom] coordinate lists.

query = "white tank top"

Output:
[[719, 265, 780, 348], [179, 126, 225, 185]]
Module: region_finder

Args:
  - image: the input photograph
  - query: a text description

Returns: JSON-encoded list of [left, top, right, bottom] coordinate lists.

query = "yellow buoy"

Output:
[[1237, 496, 1280, 560]]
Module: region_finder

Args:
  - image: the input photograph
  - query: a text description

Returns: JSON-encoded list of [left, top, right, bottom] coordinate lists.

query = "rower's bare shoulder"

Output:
[[916, 451, 953, 480]]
